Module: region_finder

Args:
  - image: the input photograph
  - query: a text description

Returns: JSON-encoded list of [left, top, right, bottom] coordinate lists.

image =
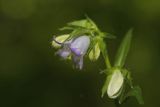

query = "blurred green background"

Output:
[[0, 0, 160, 107]]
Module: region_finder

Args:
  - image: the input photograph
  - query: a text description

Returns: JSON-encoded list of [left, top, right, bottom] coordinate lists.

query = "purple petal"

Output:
[[72, 54, 79, 64], [70, 47, 81, 56], [56, 48, 70, 59], [72, 55, 84, 70], [78, 56, 83, 70], [70, 36, 90, 56]]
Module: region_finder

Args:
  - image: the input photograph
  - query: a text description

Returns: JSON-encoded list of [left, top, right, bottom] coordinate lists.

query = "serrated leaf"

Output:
[[127, 86, 144, 104], [114, 29, 133, 67]]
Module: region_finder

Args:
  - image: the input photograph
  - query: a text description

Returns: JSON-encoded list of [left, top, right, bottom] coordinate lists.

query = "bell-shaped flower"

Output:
[[107, 69, 124, 99], [52, 35, 90, 70]]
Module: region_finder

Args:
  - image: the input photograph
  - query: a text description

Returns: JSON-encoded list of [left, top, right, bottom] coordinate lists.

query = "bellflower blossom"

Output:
[[52, 35, 90, 70]]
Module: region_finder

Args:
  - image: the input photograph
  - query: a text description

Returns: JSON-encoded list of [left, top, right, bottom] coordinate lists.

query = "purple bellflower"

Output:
[[53, 35, 90, 70]]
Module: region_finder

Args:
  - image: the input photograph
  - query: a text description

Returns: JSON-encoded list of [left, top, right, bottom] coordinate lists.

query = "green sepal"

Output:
[[101, 74, 112, 98]]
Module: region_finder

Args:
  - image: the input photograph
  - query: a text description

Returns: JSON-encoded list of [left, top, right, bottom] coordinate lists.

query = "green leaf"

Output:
[[114, 29, 133, 67], [119, 86, 144, 104], [127, 86, 144, 104]]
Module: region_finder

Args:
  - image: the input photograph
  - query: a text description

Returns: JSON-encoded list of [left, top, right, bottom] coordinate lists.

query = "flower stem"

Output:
[[105, 55, 111, 69]]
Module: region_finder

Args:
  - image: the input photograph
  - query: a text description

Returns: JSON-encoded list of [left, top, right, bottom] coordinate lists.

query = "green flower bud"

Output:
[[52, 34, 70, 48], [107, 69, 124, 99], [89, 43, 100, 61]]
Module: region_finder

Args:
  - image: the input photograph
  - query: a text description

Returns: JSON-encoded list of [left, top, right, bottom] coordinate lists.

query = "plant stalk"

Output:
[[105, 55, 111, 69]]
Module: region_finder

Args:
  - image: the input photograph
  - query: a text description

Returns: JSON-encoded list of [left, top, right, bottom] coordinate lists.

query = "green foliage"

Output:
[[119, 69, 144, 104], [114, 29, 133, 67], [127, 86, 144, 104], [100, 29, 144, 104], [119, 85, 144, 104]]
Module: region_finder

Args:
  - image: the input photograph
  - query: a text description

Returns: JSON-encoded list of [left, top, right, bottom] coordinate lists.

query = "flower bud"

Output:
[[89, 43, 100, 61], [52, 34, 70, 48], [107, 69, 124, 99]]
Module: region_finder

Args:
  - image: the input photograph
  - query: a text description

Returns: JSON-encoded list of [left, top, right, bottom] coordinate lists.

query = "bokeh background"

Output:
[[0, 0, 160, 107]]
